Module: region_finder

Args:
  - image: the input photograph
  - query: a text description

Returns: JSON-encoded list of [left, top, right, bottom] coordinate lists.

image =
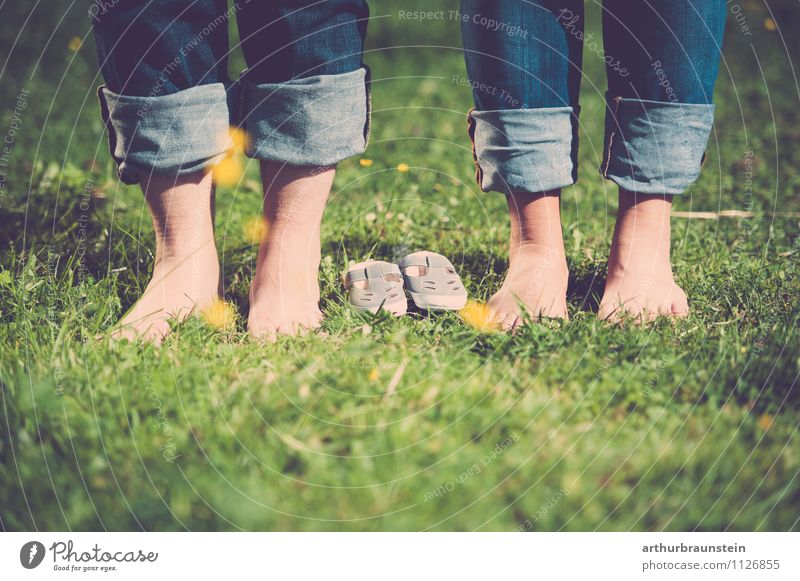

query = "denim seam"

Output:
[[97, 86, 119, 171], [602, 96, 623, 179], [466, 107, 484, 188], [363, 64, 373, 146]]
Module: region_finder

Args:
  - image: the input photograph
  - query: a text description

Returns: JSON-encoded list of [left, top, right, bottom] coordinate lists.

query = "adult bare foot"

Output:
[[247, 162, 331, 339], [488, 190, 569, 330], [112, 171, 220, 342], [598, 189, 689, 322]]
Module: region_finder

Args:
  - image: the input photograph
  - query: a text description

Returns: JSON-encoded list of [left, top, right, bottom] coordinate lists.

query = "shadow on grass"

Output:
[[567, 261, 607, 314]]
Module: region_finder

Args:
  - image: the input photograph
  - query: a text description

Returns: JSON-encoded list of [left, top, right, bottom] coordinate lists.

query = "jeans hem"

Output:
[[601, 96, 715, 195], [467, 107, 577, 194], [240, 67, 371, 167], [98, 83, 232, 184]]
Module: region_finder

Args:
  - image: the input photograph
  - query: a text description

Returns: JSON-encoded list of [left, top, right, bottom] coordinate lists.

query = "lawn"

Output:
[[1, 1, 799, 531]]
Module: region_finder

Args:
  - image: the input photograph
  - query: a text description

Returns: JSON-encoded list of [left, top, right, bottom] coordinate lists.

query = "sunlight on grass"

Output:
[[1, 0, 798, 532]]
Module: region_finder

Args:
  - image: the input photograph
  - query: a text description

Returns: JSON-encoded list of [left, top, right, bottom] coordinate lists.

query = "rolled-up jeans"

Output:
[[92, 0, 370, 185], [461, 0, 725, 195]]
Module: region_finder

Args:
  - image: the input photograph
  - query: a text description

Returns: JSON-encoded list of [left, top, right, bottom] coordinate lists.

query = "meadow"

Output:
[[1, 1, 798, 531]]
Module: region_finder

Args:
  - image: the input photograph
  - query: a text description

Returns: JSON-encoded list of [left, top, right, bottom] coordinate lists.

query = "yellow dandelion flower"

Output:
[[396, 163, 410, 173], [201, 298, 237, 330], [368, 368, 380, 382], [68, 37, 83, 52], [459, 300, 498, 333], [758, 413, 773, 431], [228, 126, 249, 151], [213, 155, 244, 187], [243, 216, 269, 245], [764, 17, 776, 31], [359, 158, 373, 167]]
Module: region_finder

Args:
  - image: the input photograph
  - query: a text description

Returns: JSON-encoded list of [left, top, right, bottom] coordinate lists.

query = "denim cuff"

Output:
[[467, 107, 576, 194], [601, 97, 715, 195], [240, 67, 371, 167], [98, 84, 232, 185]]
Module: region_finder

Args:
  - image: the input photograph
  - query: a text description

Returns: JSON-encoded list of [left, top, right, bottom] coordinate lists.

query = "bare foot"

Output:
[[247, 162, 332, 339], [489, 190, 569, 330], [112, 171, 220, 342], [598, 189, 689, 322]]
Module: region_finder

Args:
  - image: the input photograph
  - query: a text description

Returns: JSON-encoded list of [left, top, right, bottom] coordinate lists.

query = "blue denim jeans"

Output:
[[92, 0, 370, 184], [461, 0, 725, 195]]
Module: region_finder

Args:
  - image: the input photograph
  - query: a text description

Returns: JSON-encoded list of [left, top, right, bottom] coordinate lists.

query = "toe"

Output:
[[541, 299, 569, 321], [247, 319, 278, 342], [308, 310, 324, 329], [597, 299, 619, 322], [143, 327, 167, 346], [277, 321, 301, 337], [112, 318, 169, 344], [670, 284, 689, 317], [499, 312, 519, 332]]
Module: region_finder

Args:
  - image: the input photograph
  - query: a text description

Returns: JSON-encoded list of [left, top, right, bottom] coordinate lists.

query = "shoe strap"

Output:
[[345, 261, 401, 286], [398, 252, 453, 271]]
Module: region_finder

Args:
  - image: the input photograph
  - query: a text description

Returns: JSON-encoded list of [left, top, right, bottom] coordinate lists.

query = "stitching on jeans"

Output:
[[97, 85, 124, 178], [571, 105, 581, 183], [466, 107, 483, 187], [602, 96, 622, 178], [363, 66, 373, 146]]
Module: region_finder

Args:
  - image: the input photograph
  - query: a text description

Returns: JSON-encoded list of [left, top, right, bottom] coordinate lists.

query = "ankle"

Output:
[[507, 189, 566, 261], [154, 236, 218, 264], [608, 190, 674, 278], [140, 170, 218, 264], [508, 241, 568, 273], [615, 189, 673, 228], [510, 189, 564, 238]]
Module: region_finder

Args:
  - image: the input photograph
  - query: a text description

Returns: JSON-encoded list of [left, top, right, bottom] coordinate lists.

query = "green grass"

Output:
[[1, 2, 799, 531]]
